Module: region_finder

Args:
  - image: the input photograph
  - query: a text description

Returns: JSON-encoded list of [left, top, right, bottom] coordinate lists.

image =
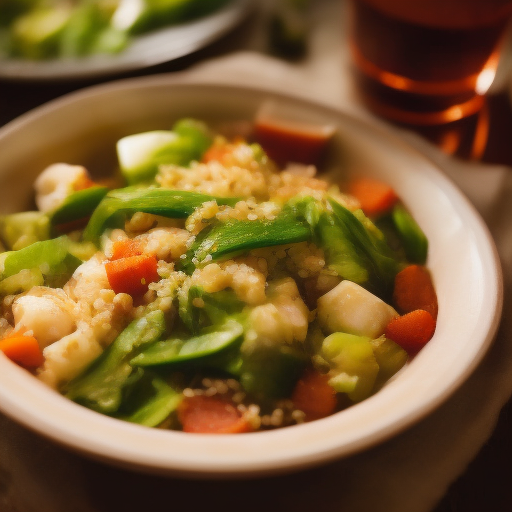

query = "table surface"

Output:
[[1, 1, 511, 511]]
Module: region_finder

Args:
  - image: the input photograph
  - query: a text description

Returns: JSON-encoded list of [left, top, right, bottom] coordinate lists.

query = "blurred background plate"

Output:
[[0, 0, 255, 81]]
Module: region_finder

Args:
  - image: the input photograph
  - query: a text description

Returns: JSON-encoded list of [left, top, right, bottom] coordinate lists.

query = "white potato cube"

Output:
[[316, 280, 397, 339]]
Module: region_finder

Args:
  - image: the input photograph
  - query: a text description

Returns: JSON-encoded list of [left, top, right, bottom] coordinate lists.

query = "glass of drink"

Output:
[[347, 0, 512, 132]]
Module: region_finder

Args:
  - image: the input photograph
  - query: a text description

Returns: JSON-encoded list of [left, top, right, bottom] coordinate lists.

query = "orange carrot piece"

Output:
[[110, 239, 144, 260], [291, 367, 337, 422], [201, 143, 233, 165], [0, 333, 44, 368], [385, 309, 436, 354], [178, 395, 253, 434], [393, 264, 438, 319], [73, 175, 97, 191], [105, 254, 159, 296], [348, 177, 399, 217]]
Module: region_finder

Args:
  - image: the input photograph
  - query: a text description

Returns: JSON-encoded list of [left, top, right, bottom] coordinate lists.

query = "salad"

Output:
[[0, 113, 438, 433], [0, 0, 230, 60]]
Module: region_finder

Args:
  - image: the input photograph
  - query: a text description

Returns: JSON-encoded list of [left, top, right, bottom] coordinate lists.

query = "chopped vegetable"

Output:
[[50, 186, 109, 227], [83, 188, 239, 243], [105, 254, 159, 296], [0, 236, 81, 291], [291, 367, 336, 421], [65, 310, 166, 414], [0, 332, 44, 369], [348, 177, 399, 217], [393, 264, 438, 319], [110, 238, 144, 260], [316, 280, 398, 338], [116, 119, 212, 184], [178, 394, 253, 434], [370, 335, 408, 389], [321, 332, 379, 403], [0, 211, 50, 250], [311, 199, 400, 299], [131, 317, 244, 367], [385, 309, 437, 354], [392, 204, 428, 264], [180, 210, 311, 273], [240, 343, 307, 400], [119, 375, 182, 428]]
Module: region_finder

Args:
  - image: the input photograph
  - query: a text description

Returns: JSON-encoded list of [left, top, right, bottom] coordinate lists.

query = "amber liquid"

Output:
[[349, 0, 512, 126]]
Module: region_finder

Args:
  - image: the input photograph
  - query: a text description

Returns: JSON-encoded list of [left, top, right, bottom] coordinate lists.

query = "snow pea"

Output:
[[118, 374, 182, 428], [178, 285, 245, 333], [50, 185, 109, 227], [239, 343, 307, 400], [83, 187, 239, 243], [64, 310, 166, 414], [180, 210, 311, 273], [316, 199, 400, 300], [131, 317, 244, 368], [391, 204, 428, 265], [0, 236, 81, 289]]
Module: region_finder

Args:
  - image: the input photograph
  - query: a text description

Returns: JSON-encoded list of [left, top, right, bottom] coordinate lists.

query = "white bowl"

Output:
[[0, 76, 503, 478]]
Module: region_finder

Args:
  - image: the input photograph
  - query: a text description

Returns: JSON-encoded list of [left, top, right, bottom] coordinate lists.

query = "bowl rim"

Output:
[[0, 75, 504, 477]]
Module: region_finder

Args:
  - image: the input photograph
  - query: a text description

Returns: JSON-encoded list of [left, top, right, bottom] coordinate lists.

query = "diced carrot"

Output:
[[110, 239, 144, 260], [348, 177, 399, 217], [0, 333, 44, 368], [291, 367, 337, 422], [73, 175, 97, 191], [385, 309, 436, 354], [253, 119, 333, 167], [105, 255, 159, 296], [178, 395, 253, 434], [201, 143, 233, 165], [393, 264, 438, 319]]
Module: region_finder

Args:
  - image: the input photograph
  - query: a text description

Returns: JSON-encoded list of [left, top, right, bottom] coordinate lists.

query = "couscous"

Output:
[[0, 115, 438, 433]]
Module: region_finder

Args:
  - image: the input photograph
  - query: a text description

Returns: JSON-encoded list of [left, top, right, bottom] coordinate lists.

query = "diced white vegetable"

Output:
[[316, 280, 397, 339], [12, 291, 76, 349], [247, 278, 309, 347], [116, 130, 180, 183], [37, 324, 103, 389], [65, 253, 110, 303], [34, 163, 89, 213]]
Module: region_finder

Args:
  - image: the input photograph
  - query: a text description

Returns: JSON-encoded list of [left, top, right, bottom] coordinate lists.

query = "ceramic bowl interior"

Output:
[[0, 77, 503, 477]]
